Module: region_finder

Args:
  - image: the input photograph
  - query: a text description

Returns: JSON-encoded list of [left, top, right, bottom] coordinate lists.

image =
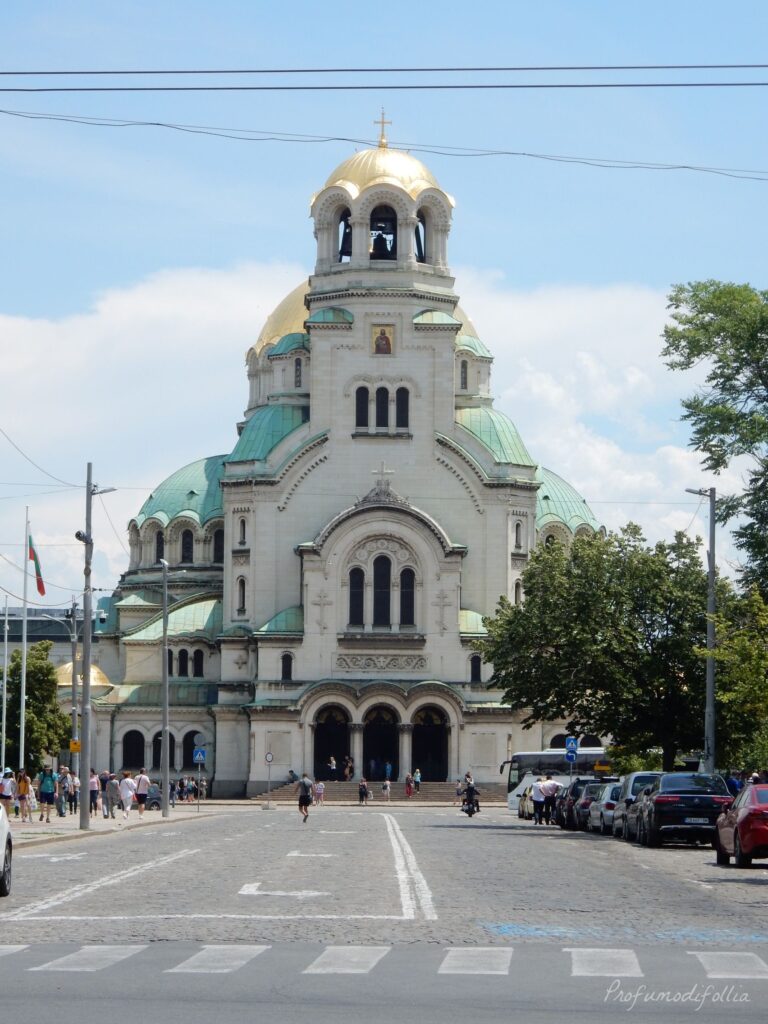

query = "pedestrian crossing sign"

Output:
[[193, 748, 206, 764]]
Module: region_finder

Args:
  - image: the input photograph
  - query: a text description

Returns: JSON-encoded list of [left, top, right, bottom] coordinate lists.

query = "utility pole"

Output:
[[69, 599, 80, 778], [160, 558, 170, 818], [686, 486, 717, 773], [1, 597, 8, 772]]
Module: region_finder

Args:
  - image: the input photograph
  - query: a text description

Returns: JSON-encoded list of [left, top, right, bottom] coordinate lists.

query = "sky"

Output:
[[1, 1, 766, 611]]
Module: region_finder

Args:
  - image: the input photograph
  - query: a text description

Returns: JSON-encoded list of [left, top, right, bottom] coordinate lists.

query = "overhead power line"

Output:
[[2, 63, 768, 75]]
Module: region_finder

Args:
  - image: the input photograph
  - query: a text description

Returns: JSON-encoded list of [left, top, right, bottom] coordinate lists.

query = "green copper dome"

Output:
[[226, 405, 310, 465], [133, 456, 226, 528], [536, 467, 600, 533], [455, 407, 536, 467]]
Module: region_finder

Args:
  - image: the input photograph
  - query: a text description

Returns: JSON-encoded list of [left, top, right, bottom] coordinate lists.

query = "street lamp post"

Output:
[[43, 598, 80, 777], [686, 486, 717, 773], [160, 558, 170, 818]]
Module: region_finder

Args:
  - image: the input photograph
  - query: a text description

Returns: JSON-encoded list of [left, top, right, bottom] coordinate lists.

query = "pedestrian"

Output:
[[314, 780, 325, 806], [358, 778, 369, 805], [327, 756, 337, 781], [454, 778, 463, 806], [343, 756, 352, 781], [464, 772, 481, 813], [16, 770, 31, 822], [186, 777, 195, 802], [88, 769, 100, 817], [369, 758, 377, 780], [99, 769, 110, 818], [381, 778, 391, 802], [531, 776, 546, 824], [70, 771, 81, 815], [725, 770, 742, 797], [294, 771, 314, 823], [0, 769, 15, 819], [413, 768, 421, 794], [37, 766, 57, 823], [540, 774, 559, 824], [169, 779, 177, 808], [404, 773, 413, 799], [118, 771, 137, 819], [105, 773, 121, 818], [57, 767, 71, 817], [384, 760, 392, 781], [134, 767, 151, 818]]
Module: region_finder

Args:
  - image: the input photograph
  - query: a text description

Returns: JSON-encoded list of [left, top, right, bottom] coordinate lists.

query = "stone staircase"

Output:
[[256, 779, 508, 804]]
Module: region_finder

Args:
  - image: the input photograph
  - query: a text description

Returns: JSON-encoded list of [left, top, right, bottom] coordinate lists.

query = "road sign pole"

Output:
[[197, 763, 201, 814]]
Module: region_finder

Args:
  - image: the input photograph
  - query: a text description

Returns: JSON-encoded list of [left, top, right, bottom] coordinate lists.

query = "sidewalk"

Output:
[[8, 804, 216, 849]]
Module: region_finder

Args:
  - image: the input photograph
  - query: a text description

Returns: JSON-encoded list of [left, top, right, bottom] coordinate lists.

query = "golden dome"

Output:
[[322, 146, 451, 203], [250, 280, 477, 356], [56, 662, 112, 689]]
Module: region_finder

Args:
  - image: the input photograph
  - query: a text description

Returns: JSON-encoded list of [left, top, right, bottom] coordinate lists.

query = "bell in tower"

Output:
[[338, 209, 352, 261], [370, 205, 397, 260]]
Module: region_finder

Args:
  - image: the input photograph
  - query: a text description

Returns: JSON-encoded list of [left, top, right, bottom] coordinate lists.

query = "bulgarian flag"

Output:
[[28, 535, 46, 596]]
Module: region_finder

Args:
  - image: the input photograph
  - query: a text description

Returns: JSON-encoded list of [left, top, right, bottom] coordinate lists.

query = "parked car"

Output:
[[575, 780, 606, 830], [558, 777, 599, 830], [551, 784, 569, 827], [588, 782, 622, 835], [715, 783, 768, 868], [517, 785, 534, 821], [131, 783, 162, 811], [0, 801, 11, 897], [613, 772, 664, 839], [635, 772, 731, 847]]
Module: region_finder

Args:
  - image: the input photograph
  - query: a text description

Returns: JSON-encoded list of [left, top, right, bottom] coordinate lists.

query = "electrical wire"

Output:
[[0, 426, 81, 488], [0, 552, 83, 594], [2, 81, 768, 93], [98, 493, 129, 556]]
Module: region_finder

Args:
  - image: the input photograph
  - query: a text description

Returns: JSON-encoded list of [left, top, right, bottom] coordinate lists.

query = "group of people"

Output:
[[725, 769, 768, 796], [528, 774, 562, 825], [0, 765, 162, 824]]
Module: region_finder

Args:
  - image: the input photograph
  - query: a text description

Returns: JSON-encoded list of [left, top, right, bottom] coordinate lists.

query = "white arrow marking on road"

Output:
[[0, 946, 28, 958], [21, 853, 87, 862], [286, 850, 334, 858], [239, 883, 330, 898]]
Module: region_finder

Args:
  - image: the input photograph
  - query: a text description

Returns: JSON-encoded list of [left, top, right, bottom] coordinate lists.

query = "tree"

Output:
[[479, 526, 714, 771], [662, 280, 768, 592], [3, 641, 71, 772]]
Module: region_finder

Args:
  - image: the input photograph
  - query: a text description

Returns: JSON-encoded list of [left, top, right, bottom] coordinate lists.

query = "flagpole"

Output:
[[1, 596, 8, 772], [20, 508, 30, 769]]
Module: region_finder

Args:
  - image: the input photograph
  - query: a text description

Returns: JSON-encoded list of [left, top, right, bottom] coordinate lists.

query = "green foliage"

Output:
[[606, 746, 663, 776], [480, 526, 715, 771], [662, 280, 768, 592], [3, 641, 71, 773]]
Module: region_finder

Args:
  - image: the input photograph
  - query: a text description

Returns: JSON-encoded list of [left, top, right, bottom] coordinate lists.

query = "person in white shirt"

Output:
[[540, 774, 560, 825], [134, 768, 151, 817], [118, 772, 137, 820], [531, 777, 546, 825]]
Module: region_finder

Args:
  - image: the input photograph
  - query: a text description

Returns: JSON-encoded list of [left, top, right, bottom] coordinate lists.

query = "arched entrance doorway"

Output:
[[363, 705, 399, 781], [411, 706, 449, 781], [313, 705, 350, 780]]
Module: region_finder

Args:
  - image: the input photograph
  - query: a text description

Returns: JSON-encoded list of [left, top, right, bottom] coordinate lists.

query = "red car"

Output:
[[715, 784, 768, 868]]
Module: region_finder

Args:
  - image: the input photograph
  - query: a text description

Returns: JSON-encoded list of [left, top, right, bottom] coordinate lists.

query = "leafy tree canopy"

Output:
[[3, 640, 71, 773], [662, 280, 768, 592], [479, 526, 719, 771]]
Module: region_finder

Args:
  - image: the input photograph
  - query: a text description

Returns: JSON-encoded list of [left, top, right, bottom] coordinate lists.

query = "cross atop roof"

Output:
[[374, 108, 391, 149]]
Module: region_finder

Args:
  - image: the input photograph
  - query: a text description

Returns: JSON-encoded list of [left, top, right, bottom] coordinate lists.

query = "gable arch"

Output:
[[355, 186, 412, 224]]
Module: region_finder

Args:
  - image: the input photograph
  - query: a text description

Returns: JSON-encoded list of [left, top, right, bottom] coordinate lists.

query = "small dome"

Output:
[[133, 456, 226, 528], [323, 146, 450, 202], [536, 467, 601, 534], [56, 662, 111, 689]]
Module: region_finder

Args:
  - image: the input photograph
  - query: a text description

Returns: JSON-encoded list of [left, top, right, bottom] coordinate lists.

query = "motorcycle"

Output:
[[461, 800, 476, 817]]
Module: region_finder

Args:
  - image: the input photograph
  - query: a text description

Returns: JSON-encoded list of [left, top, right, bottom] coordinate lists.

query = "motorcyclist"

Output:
[[462, 772, 481, 814]]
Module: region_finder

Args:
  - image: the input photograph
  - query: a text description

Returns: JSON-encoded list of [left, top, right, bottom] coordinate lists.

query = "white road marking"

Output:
[[688, 880, 714, 890], [382, 813, 416, 920], [689, 951, 768, 979], [20, 853, 86, 862], [17, 912, 404, 921], [564, 948, 644, 977], [383, 814, 437, 920], [438, 948, 513, 974], [165, 945, 270, 973], [304, 946, 390, 974], [286, 851, 334, 858], [319, 830, 356, 834], [239, 883, 330, 898], [0, 946, 27, 958], [30, 945, 146, 972], [4, 848, 198, 921]]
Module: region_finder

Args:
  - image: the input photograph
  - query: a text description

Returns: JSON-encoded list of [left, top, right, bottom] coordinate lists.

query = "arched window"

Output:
[[294, 357, 302, 389], [349, 567, 364, 626], [281, 652, 293, 681], [237, 577, 246, 613], [470, 654, 482, 683], [400, 567, 415, 627], [395, 387, 409, 429], [460, 360, 468, 391], [581, 734, 602, 748], [370, 205, 397, 260], [177, 649, 189, 678], [180, 529, 194, 564], [193, 649, 204, 678], [122, 729, 144, 769], [239, 518, 246, 545], [167, 648, 173, 677], [152, 730, 175, 771], [213, 529, 224, 564], [549, 733, 568, 749], [155, 530, 164, 563], [373, 555, 391, 627], [515, 522, 522, 548], [514, 580, 522, 605], [545, 534, 556, 547], [355, 386, 369, 429], [415, 211, 426, 262], [338, 207, 352, 262], [182, 731, 199, 770], [375, 387, 389, 429]]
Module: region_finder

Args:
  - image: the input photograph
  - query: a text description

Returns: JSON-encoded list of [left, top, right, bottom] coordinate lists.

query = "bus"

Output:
[[499, 748, 613, 812]]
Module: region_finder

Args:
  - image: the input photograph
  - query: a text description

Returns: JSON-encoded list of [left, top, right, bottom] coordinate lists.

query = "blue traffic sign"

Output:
[[192, 748, 206, 764], [565, 736, 579, 752], [565, 750, 577, 763]]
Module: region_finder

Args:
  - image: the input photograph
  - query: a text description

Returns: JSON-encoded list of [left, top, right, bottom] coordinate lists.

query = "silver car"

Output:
[[0, 802, 11, 896], [588, 782, 622, 835]]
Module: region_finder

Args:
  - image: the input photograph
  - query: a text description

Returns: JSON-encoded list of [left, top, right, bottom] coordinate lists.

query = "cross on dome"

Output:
[[374, 108, 391, 149]]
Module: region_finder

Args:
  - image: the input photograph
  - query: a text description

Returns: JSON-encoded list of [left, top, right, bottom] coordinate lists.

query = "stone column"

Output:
[[364, 580, 373, 632], [398, 723, 413, 778], [401, 215, 418, 268], [350, 216, 368, 269], [350, 723, 364, 780], [303, 723, 314, 776]]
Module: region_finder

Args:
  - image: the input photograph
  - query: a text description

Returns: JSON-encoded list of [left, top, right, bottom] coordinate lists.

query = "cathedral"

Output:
[[91, 127, 601, 795]]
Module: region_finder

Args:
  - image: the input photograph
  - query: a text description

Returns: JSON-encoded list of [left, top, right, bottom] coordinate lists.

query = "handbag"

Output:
[[29, 791, 38, 811]]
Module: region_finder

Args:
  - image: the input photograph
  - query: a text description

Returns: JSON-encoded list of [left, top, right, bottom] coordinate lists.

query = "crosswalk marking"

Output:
[[563, 948, 643, 977], [0, 946, 28, 958], [689, 951, 768, 979], [303, 946, 390, 974], [438, 948, 513, 975], [165, 945, 270, 974], [286, 851, 334, 858], [30, 945, 146, 972]]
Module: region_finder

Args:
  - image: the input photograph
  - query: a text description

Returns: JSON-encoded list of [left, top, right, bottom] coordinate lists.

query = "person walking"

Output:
[[169, 779, 177, 808], [99, 769, 110, 818], [134, 767, 151, 818], [294, 771, 315, 823], [118, 771, 136, 820], [16, 770, 32, 822], [358, 778, 369, 805], [540, 774, 559, 825], [0, 769, 15, 820], [404, 772, 414, 799], [87, 769, 100, 817], [381, 778, 391, 802], [70, 771, 81, 815], [384, 760, 392, 782], [56, 767, 71, 817], [314, 780, 325, 806], [413, 768, 421, 794], [327, 756, 337, 781], [105, 773, 121, 819], [531, 776, 546, 825], [454, 778, 463, 806], [37, 766, 57, 823]]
